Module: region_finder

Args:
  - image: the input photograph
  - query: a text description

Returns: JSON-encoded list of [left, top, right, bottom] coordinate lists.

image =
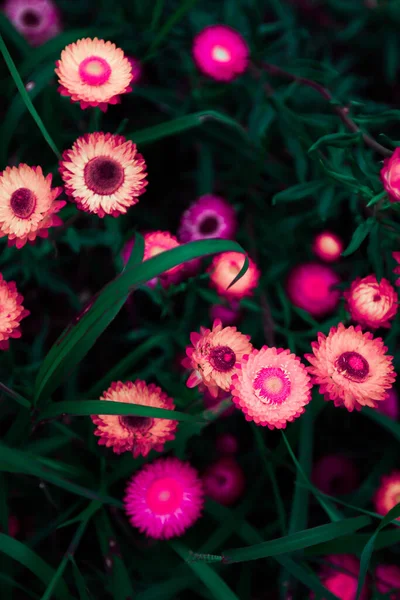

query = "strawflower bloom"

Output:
[[0, 274, 29, 350], [344, 274, 398, 329], [55, 37, 132, 111], [143, 231, 183, 286], [4, 0, 61, 47], [202, 457, 245, 505], [381, 148, 400, 203], [59, 133, 147, 217], [393, 252, 400, 286], [286, 262, 340, 317], [306, 323, 396, 412], [316, 555, 368, 600], [209, 252, 260, 300], [210, 301, 241, 327], [377, 385, 399, 420], [124, 457, 204, 539], [374, 471, 400, 519], [178, 194, 237, 243], [216, 432, 238, 455], [193, 25, 249, 82], [312, 231, 343, 263], [312, 455, 359, 496], [91, 380, 177, 457], [183, 319, 252, 397], [375, 564, 400, 599], [231, 346, 312, 429]]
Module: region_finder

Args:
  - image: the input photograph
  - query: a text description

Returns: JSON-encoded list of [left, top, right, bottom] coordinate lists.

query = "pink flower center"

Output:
[[335, 351, 369, 382], [211, 45, 231, 63], [209, 345, 236, 372], [120, 416, 153, 433], [253, 367, 291, 404], [199, 215, 219, 235], [146, 477, 184, 515], [10, 188, 36, 219], [79, 56, 112, 86], [21, 9, 40, 27], [84, 156, 125, 196], [373, 293, 382, 302]]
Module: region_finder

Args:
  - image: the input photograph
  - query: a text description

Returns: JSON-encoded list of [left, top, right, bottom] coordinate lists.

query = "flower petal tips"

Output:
[[0, 274, 29, 350]]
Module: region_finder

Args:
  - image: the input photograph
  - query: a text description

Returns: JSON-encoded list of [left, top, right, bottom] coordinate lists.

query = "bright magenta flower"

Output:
[[193, 25, 249, 82], [381, 148, 400, 202], [286, 262, 340, 317]]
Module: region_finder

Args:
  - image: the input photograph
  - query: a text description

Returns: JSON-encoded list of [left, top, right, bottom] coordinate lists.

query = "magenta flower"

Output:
[[4, 0, 61, 47], [377, 386, 399, 420], [286, 262, 341, 317], [202, 457, 245, 505], [193, 25, 249, 82], [178, 194, 237, 243], [312, 454, 359, 496]]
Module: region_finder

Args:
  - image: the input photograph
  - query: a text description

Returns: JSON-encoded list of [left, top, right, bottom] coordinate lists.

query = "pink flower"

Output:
[[4, 0, 61, 47], [312, 455, 359, 496], [124, 457, 204, 539], [312, 231, 343, 263], [193, 25, 249, 82], [344, 274, 398, 330], [202, 457, 245, 505], [374, 471, 400, 520], [232, 346, 312, 429], [377, 385, 399, 420], [210, 301, 241, 327], [127, 56, 142, 85], [315, 555, 368, 600], [209, 252, 260, 300], [178, 194, 237, 243], [375, 564, 400, 599], [215, 433, 238, 455], [381, 148, 400, 202], [286, 262, 341, 317]]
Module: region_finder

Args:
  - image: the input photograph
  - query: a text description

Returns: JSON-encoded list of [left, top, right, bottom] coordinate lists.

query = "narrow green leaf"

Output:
[[0, 13, 30, 57], [126, 111, 248, 146], [0, 382, 30, 409], [221, 516, 370, 563], [37, 400, 198, 423], [308, 131, 362, 153], [170, 540, 239, 600], [0, 34, 60, 158], [342, 218, 375, 257], [34, 238, 248, 404], [272, 180, 325, 204], [0, 534, 69, 600], [70, 558, 92, 600], [147, 0, 197, 55]]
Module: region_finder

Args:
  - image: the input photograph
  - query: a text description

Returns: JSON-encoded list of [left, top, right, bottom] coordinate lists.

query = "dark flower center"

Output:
[[373, 294, 381, 302], [21, 10, 40, 27], [199, 215, 219, 235], [120, 416, 153, 432], [335, 351, 369, 382], [10, 188, 36, 219], [84, 156, 125, 196], [209, 345, 236, 372]]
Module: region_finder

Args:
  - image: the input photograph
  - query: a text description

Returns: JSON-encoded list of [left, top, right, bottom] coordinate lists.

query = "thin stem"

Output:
[[259, 61, 392, 158]]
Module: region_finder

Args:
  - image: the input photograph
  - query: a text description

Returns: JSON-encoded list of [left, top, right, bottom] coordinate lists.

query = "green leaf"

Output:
[[0, 13, 30, 57], [272, 180, 325, 205], [37, 400, 199, 423], [308, 131, 362, 153], [221, 516, 370, 563], [71, 558, 92, 600], [34, 238, 248, 404], [276, 556, 340, 600], [0, 534, 69, 600], [126, 111, 248, 145], [0, 34, 60, 158], [147, 0, 198, 56], [342, 218, 375, 257], [170, 540, 239, 600], [0, 382, 30, 409]]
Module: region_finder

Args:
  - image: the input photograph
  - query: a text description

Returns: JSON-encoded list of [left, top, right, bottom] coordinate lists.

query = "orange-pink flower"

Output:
[[231, 346, 312, 429], [208, 252, 259, 300], [344, 274, 398, 329], [55, 38, 132, 111], [0, 164, 64, 248], [306, 323, 396, 412], [0, 274, 29, 350], [91, 380, 177, 457], [143, 231, 184, 286], [183, 319, 252, 397], [374, 471, 400, 520], [59, 133, 147, 217]]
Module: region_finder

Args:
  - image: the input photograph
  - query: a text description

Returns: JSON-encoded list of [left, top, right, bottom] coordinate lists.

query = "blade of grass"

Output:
[[0, 34, 60, 158], [146, 0, 197, 56], [70, 558, 92, 600], [0, 381, 30, 409]]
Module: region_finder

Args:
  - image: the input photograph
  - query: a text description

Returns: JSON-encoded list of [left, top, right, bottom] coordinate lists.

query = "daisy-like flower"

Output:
[[91, 380, 177, 458], [55, 37, 132, 111], [381, 148, 400, 203], [0, 274, 29, 350], [124, 457, 204, 539], [178, 194, 237, 243], [209, 252, 260, 300], [4, 0, 61, 47], [193, 25, 249, 82], [0, 165, 64, 248], [306, 323, 396, 412], [316, 555, 368, 600], [59, 133, 147, 218], [374, 471, 400, 520], [286, 262, 340, 317], [377, 385, 399, 420], [312, 455, 359, 496], [344, 274, 398, 329], [312, 231, 343, 263], [375, 564, 400, 599], [183, 319, 253, 397], [202, 456, 245, 506], [232, 346, 312, 429], [393, 252, 400, 286]]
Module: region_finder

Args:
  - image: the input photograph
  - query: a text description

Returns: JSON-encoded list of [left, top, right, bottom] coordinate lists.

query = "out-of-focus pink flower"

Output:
[[4, 0, 61, 46], [377, 386, 399, 420], [286, 262, 341, 317], [215, 433, 238, 455], [202, 456, 245, 505], [210, 301, 241, 327], [381, 148, 400, 203], [312, 454, 359, 496], [312, 231, 343, 263], [193, 25, 249, 82]]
